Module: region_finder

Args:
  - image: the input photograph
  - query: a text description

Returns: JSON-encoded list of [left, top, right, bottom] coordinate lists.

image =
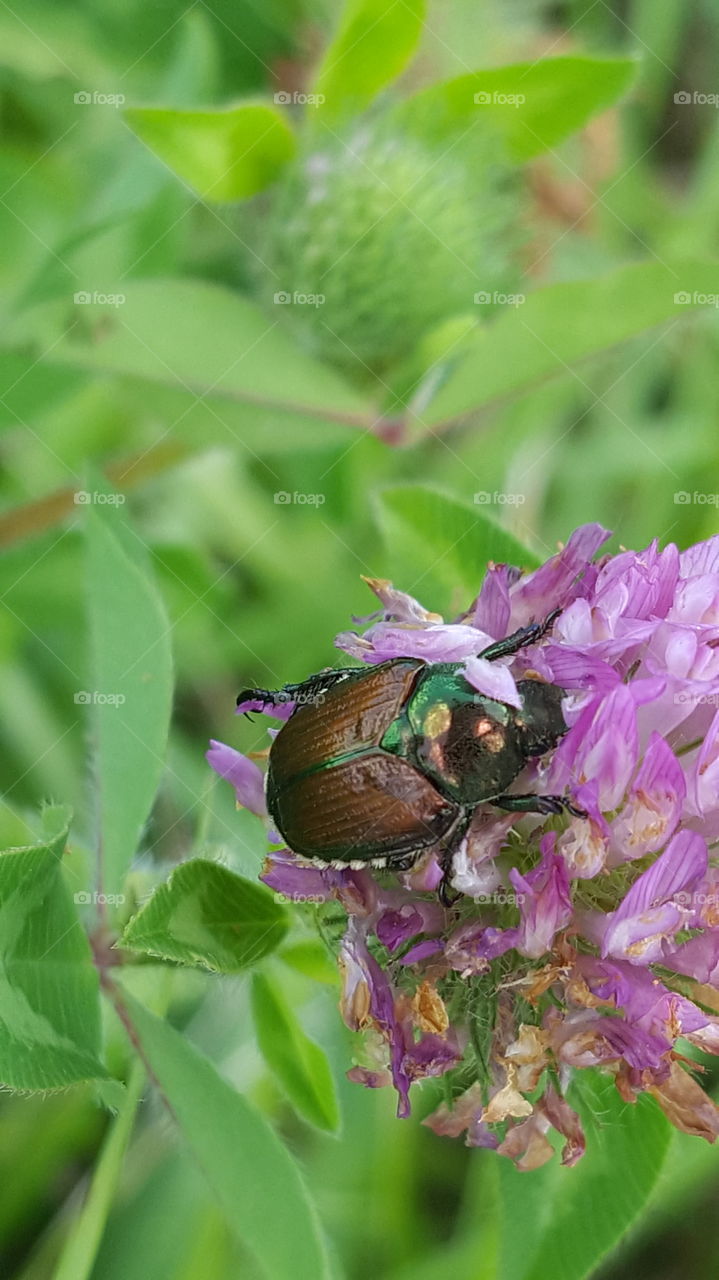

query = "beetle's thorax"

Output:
[[379, 666, 569, 806], [380, 665, 527, 804]]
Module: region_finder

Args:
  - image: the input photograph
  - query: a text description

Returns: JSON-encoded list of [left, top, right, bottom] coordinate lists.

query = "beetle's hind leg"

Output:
[[477, 607, 561, 662], [492, 792, 586, 819], [387, 853, 420, 873], [236, 668, 360, 715], [436, 810, 474, 907]]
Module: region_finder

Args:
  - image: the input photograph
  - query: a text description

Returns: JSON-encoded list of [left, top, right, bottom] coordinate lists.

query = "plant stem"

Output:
[[51, 1060, 145, 1280]]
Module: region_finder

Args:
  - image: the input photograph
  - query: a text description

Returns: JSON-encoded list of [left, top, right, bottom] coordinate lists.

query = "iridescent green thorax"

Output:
[[381, 664, 526, 805]]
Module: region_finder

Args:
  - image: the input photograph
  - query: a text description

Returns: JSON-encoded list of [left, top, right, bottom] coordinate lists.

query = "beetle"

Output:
[[237, 609, 582, 903]]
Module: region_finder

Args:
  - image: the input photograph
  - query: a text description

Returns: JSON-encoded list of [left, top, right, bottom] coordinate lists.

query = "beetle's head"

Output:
[[515, 678, 568, 758]]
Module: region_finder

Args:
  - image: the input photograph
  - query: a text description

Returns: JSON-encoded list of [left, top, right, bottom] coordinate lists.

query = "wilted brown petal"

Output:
[[515, 963, 569, 1002], [649, 1061, 719, 1141], [614, 1064, 638, 1104], [338, 960, 372, 1030], [539, 1084, 586, 1166], [565, 972, 612, 1010], [503, 1024, 550, 1092], [497, 1113, 555, 1171], [347, 1065, 392, 1089], [423, 1081, 485, 1138], [481, 1065, 534, 1124], [412, 979, 450, 1034]]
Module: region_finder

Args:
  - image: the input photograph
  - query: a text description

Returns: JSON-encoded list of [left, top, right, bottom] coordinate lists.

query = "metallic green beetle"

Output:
[[238, 610, 582, 901]]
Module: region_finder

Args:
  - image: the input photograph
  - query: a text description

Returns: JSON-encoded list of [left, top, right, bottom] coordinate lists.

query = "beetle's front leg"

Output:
[[492, 792, 586, 819], [236, 668, 359, 714], [477, 608, 561, 662]]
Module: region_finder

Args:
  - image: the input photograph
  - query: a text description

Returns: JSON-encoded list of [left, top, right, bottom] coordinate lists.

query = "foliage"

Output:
[[1, 0, 719, 1278]]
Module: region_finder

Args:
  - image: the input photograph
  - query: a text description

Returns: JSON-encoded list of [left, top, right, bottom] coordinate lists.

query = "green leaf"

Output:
[[252, 971, 339, 1132], [123, 103, 296, 202], [397, 56, 637, 162], [314, 0, 425, 119], [0, 814, 107, 1091], [119, 989, 332, 1279], [0, 351, 82, 426], [391, 1072, 672, 1280], [121, 859, 288, 972], [376, 485, 540, 611], [421, 261, 719, 429], [47, 278, 373, 435], [496, 1072, 672, 1280], [86, 501, 173, 899], [280, 939, 339, 985]]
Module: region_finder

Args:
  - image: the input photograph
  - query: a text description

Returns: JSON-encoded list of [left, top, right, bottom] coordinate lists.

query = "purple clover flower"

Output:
[[208, 525, 719, 1168]]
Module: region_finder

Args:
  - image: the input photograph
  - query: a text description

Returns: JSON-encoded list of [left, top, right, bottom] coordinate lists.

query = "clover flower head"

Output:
[[209, 524, 719, 1168]]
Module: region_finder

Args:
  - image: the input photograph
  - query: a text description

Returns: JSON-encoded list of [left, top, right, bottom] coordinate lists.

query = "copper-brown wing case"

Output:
[[270, 751, 460, 860], [268, 659, 425, 786]]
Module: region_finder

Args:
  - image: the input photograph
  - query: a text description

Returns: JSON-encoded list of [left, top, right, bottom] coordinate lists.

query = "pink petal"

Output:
[[461, 655, 522, 707], [610, 732, 686, 861], [206, 739, 267, 817], [601, 829, 708, 964]]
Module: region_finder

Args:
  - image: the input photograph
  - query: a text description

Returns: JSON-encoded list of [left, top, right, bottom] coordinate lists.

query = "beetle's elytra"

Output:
[[238, 610, 583, 901]]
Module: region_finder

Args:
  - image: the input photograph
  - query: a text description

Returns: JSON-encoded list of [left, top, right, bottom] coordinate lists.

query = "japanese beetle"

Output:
[[238, 610, 582, 901]]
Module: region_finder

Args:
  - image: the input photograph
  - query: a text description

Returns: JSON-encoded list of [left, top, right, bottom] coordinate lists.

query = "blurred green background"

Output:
[[2, 0, 719, 1276]]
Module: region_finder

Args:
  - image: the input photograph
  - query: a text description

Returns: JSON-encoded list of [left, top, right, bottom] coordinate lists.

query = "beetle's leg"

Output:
[[236, 686, 288, 714], [438, 868, 461, 908], [477, 607, 561, 662], [437, 810, 474, 907], [492, 792, 586, 819], [279, 668, 361, 699], [236, 668, 360, 714], [388, 853, 420, 872]]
